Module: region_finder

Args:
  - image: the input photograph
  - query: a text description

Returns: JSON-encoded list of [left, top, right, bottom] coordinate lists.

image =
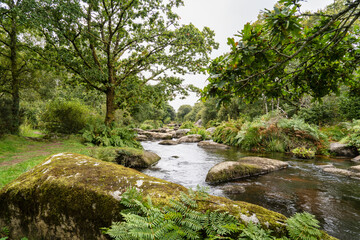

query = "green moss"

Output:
[[0, 153, 335, 239], [205, 162, 262, 183]]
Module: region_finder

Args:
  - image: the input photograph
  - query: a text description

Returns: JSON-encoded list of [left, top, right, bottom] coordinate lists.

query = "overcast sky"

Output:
[[169, 0, 334, 111]]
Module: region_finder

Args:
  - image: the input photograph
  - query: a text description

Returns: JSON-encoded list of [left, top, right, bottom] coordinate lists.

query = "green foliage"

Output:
[[286, 212, 321, 240], [89, 147, 118, 162], [297, 98, 341, 126], [238, 222, 274, 240], [291, 147, 315, 159], [345, 120, 360, 151], [177, 105, 193, 122], [0, 98, 16, 137], [105, 188, 239, 240], [320, 123, 350, 142], [184, 102, 204, 122], [82, 121, 142, 149], [180, 121, 196, 129], [212, 113, 327, 154], [340, 95, 360, 121], [202, 1, 360, 108], [141, 120, 163, 130], [40, 99, 91, 134], [187, 127, 211, 141]]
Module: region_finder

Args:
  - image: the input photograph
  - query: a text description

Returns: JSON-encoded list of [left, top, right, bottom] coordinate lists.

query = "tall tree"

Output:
[[0, 0, 34, 134], [33, 0, 217, 125], [202, 0, 360, 104]]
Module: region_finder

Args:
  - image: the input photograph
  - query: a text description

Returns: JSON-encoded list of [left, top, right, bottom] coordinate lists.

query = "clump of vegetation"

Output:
[[104, 187, 239, 240], [40, 99, 92, 134], [88, 147, 119, 162], [187, 127, 211, 140], [140, 120, 163, 130], [212, 113, 328, 154], [105, 188, 325, 240], [320, 123, 351, 142], [340, 120, 360, 152], [291, 147, 315, 159], [286, 212, 322, 240], [180, 121, 196, 129], [82, 121, 142, 149]]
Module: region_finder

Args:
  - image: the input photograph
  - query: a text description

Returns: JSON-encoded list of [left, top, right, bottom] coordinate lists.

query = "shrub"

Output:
[[291, 147, 315, 159], [142, 120, 163, 129], [88, 147, 118, 162], [82, 121, 142, 149], [0, 98, 14, 137], [40, 99, 91, 134], [180, 121, 195, 129], [341, 120, 360, 151], [212, 113, 328, 154], [320, 123, 351, 142], [187, 127, 211, 140]]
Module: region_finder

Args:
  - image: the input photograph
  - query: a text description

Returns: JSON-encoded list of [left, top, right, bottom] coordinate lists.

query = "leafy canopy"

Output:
[[202, 0, 360, 104]]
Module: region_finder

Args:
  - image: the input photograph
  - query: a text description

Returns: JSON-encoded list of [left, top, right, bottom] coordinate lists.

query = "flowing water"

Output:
[[141, 141, 360, 240]]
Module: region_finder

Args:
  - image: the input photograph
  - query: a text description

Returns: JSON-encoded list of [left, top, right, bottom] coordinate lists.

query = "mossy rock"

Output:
[[0, 153, 336, 239], [115, 147, 161, 168], [206, 157, 289, 183]]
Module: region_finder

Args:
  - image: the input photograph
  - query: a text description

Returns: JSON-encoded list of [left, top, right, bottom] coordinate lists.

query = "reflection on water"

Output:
[[141, 141, 360, 240]]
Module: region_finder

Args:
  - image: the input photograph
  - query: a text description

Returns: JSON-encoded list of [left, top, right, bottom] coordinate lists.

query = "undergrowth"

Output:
[[105, 188, 325, 240], [212, 112, 328, 154], [82, 121, 142, 149]]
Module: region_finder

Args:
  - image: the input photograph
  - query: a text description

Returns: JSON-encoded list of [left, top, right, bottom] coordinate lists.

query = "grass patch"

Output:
[[0, 135, 93, 189]]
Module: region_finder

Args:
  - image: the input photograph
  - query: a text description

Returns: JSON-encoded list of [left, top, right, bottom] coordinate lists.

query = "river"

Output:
[[141, 141, 360, 240]]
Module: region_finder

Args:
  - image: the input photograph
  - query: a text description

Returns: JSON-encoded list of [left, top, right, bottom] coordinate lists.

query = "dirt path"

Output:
[[0, 142, 64, 167]]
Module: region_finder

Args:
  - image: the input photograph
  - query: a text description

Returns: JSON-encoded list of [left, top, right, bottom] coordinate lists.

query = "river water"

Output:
[[141, 141, 360, 240]]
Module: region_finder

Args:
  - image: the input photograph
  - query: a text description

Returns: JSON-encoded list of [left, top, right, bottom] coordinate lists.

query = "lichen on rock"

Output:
[[206, 157, 289, 183]]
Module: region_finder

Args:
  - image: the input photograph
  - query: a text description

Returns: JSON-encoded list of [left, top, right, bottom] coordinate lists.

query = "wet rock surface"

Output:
[[198, 141, 230, 149]]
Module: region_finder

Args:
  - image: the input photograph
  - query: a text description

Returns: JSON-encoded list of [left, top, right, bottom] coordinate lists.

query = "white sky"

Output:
[[170, 0, 335, 111]]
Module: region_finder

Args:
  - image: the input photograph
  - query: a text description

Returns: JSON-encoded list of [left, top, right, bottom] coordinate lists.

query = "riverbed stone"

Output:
[[142, 131, 173, 140], [136, 134, 148, 141], [159, 140, 179, 145], [178, 134, 203, 143], [350, 165, 360, 173], [329, 142, 359, 157], [206, 157, 289, 183], [175, 129, 191, 138], [115, 148, 160, 168], [198, 141, 230, 149], [322, 166, 360, 179], [206, 127, 216, 134], [0, 153, 299, 240], [351, 155, 360, 163]]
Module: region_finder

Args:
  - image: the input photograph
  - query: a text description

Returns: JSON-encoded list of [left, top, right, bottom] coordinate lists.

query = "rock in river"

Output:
[[116, 148, 160, 168], [329, 142, 359, 157], [198, 141, 230, 149], [178, 134, 203, 143], [0, 153, 294, 239], [206, 157, 289, 183], [159, 140, 179, 145]]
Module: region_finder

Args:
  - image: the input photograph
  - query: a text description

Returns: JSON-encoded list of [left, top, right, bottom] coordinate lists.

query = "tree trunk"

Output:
[[105, 87, 116, 126], [10, 8, 20, 135]]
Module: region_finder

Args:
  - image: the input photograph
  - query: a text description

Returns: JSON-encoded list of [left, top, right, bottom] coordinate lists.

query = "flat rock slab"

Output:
[[206, 157, 288, 183], [350, 165, 360, 173], [0, 153, 290, 240], [322, 165, 360, 179], [351, 156, 360, 163], [198, 141, 230, 149], [178, 134, 203, 143], [142, 131, 173, 140], [329, 142, 359, 157], [159, 140, 179, 145]]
